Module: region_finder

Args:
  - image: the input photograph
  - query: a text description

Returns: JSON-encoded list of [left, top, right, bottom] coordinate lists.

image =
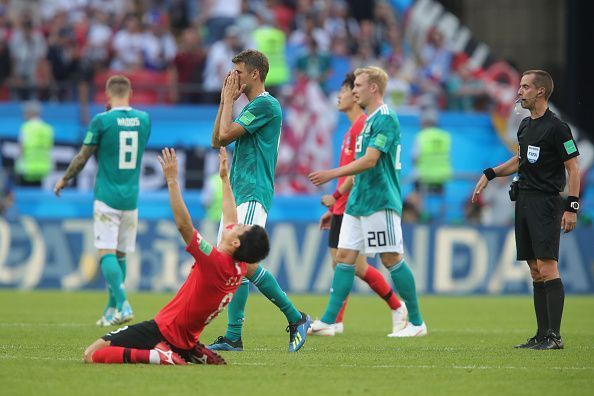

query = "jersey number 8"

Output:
[[119, 131, 138, 170]]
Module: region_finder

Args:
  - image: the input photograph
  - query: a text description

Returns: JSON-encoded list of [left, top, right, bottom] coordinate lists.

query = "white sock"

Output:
[[149, 350, 160, 365]]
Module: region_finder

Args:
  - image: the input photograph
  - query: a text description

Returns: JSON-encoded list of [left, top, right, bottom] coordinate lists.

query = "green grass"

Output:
[[0, 291, 593, 396]]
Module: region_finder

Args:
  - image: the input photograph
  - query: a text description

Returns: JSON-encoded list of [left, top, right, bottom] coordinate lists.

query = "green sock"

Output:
[[100, 254, 127, 311], [251, 266, 302, 324], [321, 263, 355, 324], [389, 260, 423, 325], [224, 279, 249, 342], [117, 256, 127, 282], [102, 256, 126, 312]]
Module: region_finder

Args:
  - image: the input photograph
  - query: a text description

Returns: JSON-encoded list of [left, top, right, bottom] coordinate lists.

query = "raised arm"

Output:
[[53, 145, 97, 196], [212, 71, 247, 148], [219, 147, 238, 226], [158, 148, 194, 244]]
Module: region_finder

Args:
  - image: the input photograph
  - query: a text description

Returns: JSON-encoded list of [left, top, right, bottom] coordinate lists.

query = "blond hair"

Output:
[[106, 75, 132, 98], [354, 66, 389, 95]]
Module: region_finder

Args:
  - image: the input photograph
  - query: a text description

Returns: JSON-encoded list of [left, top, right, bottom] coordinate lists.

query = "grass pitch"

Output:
[[1, 290, 593, 396]]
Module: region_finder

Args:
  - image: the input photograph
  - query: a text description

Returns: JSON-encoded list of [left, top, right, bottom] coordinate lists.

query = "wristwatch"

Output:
[[570, 201, 580, 211]]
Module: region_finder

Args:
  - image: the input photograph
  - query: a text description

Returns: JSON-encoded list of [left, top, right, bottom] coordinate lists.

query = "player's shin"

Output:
[[388, 260, 423, 326], [224, 279, 249, 342], [100, 254, 127, 310], [321, 263, 355, 324], [250, 266, 301, 324]]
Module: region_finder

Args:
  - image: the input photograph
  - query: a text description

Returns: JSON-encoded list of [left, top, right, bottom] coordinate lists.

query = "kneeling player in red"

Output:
[[83, 147, 270, 365]]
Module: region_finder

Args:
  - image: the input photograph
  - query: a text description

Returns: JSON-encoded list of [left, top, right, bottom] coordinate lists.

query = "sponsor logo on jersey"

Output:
[[527, 145, 540, 163]]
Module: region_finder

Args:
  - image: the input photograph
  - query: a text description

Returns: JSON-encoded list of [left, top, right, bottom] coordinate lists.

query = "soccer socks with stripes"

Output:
[[544, 278, 565, 335], [100, 254, 127, 311], [389, 260, 423, 326], [91, 347, 150, 364], [251, 266, 302, 324], [363, 265, 401, 310], [321, 263, 355, 324], [533, 281, 549, 338], [224, 279, 249, 342]]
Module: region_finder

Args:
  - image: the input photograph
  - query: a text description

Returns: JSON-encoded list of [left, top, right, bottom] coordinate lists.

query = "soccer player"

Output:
[[313, 72, 407, 336], [308, 66, 427, 337], [54, 75, 150, 326], [83, 147, 269, 365], [209, 49, 310, 352]]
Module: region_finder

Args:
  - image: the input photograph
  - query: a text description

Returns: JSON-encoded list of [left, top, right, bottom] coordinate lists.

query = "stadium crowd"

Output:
[[0, 0, 490, 111]]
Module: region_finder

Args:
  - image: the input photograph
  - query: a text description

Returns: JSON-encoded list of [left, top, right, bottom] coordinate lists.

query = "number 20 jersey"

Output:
[[154, 230, 247, 350], [83, 107, 151, 210]]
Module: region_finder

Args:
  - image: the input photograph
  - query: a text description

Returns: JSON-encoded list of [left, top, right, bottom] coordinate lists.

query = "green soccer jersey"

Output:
[[346, 104, 403, 217], [231, 92, 282, 212], [83, 107, 151, 210]]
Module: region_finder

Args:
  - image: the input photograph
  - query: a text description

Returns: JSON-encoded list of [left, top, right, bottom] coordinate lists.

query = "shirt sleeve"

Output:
[[368, 115, 397, 154], [552, 122, 579, 162], [234, 99, 277, 135], [185, 229, 216, 262], [82, 115, 102, 146]]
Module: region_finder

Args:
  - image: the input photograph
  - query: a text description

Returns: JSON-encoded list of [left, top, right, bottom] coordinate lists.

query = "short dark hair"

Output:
[[106, 75, 132, 98], [523, 70, 554, 100], [233, 225, 270, 263], [341, 72, 356, 90], [232, 49, 269, 82]]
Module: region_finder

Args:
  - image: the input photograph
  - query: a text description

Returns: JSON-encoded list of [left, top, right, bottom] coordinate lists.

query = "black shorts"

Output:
[[328, 214, 343, 249], [101, 320, 193, 360], [515, 192, 563, 261]]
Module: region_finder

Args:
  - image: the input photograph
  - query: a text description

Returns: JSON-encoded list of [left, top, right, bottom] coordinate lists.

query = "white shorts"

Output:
[[93, 200, 138, 252], [338, 209, 404, 256], [217, 200, 268, 244]]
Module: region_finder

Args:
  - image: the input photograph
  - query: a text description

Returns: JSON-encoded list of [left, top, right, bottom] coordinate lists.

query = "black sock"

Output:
[[533, 281, 548, 339], [544, 278, 565, 336]]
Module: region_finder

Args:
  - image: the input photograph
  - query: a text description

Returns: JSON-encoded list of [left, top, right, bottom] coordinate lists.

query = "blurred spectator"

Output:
[[15, 101, 54, 186], [9, 18, 48, 100], [0, 31, 11, 93], [46, 26, 81, 101], [295, 34, 332, 92], [143, 13, 177, 71], [419, 28, 452, 84], [0, 167, 14, 217], [347, 0, 376, 22], [446, 59, 489, 112], [385, 60, 411, 109], [202, 25, 243, 104], [81, 10, 112, 72], [201, 173, 223, 223], [174, 27, 206, 103], [110, 14, 145, 71], [289, 12, 330, 52], [481, 177, 514, 226], [200, 0, 241, 45], [252, 7, 290, 97]]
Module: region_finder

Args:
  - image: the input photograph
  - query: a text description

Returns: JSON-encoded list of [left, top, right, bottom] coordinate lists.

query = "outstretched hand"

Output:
[[472, 174, 489, 203], [53, 178, 67, 197], [158, 147, 178, 182], [219, 147, 229, 179], [309, 170, 334, 186]]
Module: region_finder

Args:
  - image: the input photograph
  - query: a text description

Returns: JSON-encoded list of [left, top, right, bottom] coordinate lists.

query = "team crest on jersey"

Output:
[[527, 145, 540, 163]]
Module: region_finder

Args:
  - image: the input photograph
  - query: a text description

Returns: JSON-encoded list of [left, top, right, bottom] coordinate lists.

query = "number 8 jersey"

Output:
[[83, 106, 151, 210]]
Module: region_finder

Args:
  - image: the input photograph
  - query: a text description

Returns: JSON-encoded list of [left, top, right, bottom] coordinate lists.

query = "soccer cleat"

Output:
[[530, 332, 564, 350], [110, 301, 134, 325], [308, 319, 335, 336], [333, 322, 344, 334], [287, 312, 311, 352], [513, 335, 541, 349], [388, 301, 408, 336], [153, 342, 187, 365], [96, 307, 116, 327], [388, 321, 428, 337], [189, 342, 227, 365], [207, 336, 243, 351]]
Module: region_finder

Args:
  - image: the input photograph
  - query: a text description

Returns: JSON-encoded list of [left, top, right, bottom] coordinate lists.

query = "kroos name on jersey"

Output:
[[117, 117, 141, 127]]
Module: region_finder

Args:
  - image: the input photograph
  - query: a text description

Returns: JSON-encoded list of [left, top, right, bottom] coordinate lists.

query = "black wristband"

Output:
[[483, 168, 496, 181], [566, 196, 579, 213]]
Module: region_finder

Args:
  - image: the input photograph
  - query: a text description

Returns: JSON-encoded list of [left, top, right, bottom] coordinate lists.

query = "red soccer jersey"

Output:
[[154, 229, 247, 350], [332, 113, 367, 215]]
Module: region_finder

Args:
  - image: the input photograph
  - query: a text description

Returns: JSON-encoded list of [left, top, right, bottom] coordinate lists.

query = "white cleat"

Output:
[[388, 301, 408, 336], [333, 322, 344, 334], [388, 321, 428, 337], [96, 307, 116, 327], [307, 319, 336, 336]]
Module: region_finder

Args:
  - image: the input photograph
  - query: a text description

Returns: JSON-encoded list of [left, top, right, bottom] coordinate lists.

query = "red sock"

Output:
[[92, 347, 150, 364], [363, 265, 401, 310], [335, 295, 349, 323]]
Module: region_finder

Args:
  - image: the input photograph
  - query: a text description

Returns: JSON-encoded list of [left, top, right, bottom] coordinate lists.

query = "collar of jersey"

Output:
[[109, 106, 132, 111], [366, 104, 388, 121]]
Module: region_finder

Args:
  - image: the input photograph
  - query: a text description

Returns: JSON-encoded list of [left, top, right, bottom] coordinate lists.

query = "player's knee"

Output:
[[380, 252, 403, 268]]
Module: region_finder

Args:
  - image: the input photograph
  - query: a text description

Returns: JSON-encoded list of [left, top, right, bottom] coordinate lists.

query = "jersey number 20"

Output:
[[119, 131, 138, 169]]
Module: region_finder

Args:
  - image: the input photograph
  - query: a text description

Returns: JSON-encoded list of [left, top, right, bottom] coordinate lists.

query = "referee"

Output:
[[472, 70, 580, 350]]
